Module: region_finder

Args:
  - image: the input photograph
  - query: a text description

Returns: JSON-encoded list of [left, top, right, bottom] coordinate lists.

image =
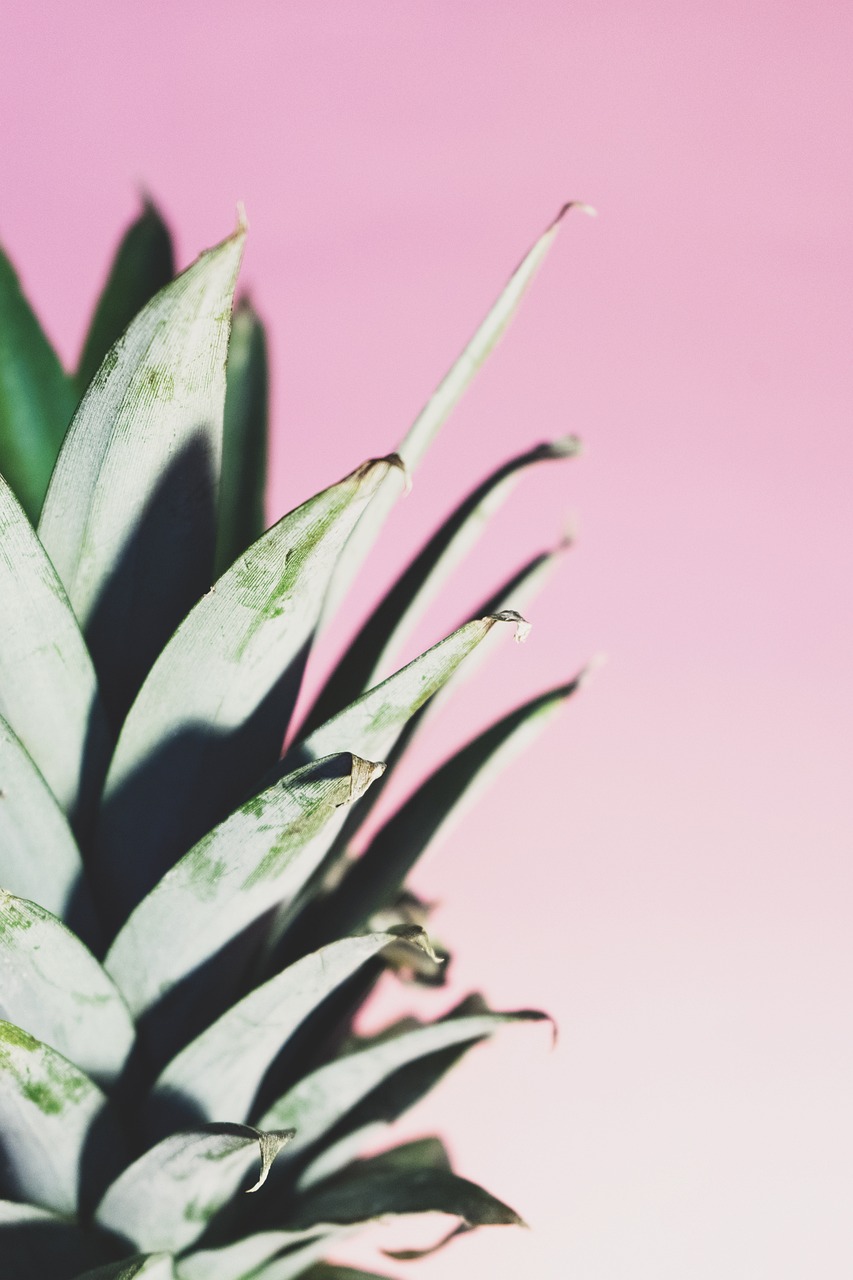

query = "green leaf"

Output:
[[104, 755, 385, 1020], [73, 1257, 177, 1280], [215, 298, 269, 576], [0, 1020, 124, 1215], [297, 1270, 398, 1280], [39, 225, 245, 726], [0, 243, 76, 522], [0, 891, 134, 1086], [0, 1199, 114, 1280], [76, 200, 175, 396], [302, 436, 579, 737], [152, 929, 436, 1125], [0, 474, 110, 831], [286, 1150, 522, 1234], [318, 677, 584, 941], [236, 1237, 351, 1280], [322, 203, 592, 624], [176, 1228, 336, 1280], [258, 1009, 547, 1161], [95, 456, 401, 927], [95, 1125, 295, 1254], [0, 713, 96, 932]]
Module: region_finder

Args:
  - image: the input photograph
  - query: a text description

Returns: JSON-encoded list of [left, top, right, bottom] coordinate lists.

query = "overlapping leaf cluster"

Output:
[[0, 200, 589, 1279]]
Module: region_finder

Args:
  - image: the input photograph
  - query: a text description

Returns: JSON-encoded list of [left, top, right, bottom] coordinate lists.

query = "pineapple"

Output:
[[0, 198, 591, 1280]]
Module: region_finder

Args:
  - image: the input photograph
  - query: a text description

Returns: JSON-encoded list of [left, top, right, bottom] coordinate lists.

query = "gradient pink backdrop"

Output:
[[2, 2, 852, 1275]]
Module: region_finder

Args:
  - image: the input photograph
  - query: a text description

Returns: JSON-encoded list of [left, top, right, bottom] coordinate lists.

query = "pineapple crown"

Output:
[[0, 199, 591, 1280]]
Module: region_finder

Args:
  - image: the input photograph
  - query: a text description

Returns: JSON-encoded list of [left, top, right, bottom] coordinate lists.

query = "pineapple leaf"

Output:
[[302, 434, 579, 736], [73, 1258, 177, 1280], [216, 298, 269, 577], [0, 713, 97, 935], [297, 1270, 398, 1280], [152, 929, 438, 1126], [322, 203, 592, 623], [236, 1238, 352, 1280], [96, 457, 402, 926], [76, 200, 175, 397], [316, 676, 584, 942], [95, 1124, 295, 1255], [0, 891, 134, 1086], [0, 243, 77, 523], [0, 1199, 115, 1280], [258, 1009, 547, 1161], [0, 1020, 125, 1216], [175, 1228, 339, 1280], [104, 755, 385, 1020], [39, 225, 245, 726], [0, 474, 110, 831]]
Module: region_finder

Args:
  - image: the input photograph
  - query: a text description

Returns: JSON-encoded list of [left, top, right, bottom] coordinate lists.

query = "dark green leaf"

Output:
[[76, 201, 175, 396], [0, 1200, 114, 1280], [0, 244, 76, 521], [73, 1258, 176, 1280], [215, 298, 269, 576]]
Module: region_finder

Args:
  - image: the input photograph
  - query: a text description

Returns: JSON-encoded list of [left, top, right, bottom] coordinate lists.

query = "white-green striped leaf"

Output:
[[96, 457, 401, 925], [0, 474, 110, 828], [237, 1236, 350, 1280], [0, 714, 93, 928], [321, 677, 583, 940], [105, 755, 384, 1019], [76, 200, 175, 396], [39, 226, 245, 724], [176, 1228, 336, 1280], [153, 928, 435, 1125], [0, 1021, 123, 1215], [0, 891, 134, 1085], [215, 298, 269, 576], [0, 1199, 113, 1279], [0, 244, 77, 522], [95, 1125, 294, 1254], [259, 1010, 547, 1159], [73, 1257, 177, 1280], [323, 203, 592, 623]]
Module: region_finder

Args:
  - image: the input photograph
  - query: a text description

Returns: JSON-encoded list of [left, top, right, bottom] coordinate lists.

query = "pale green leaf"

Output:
[[0, 1020, 124, 1215], [302, 436, 578, 736], [73, 1257, 177, 1280], [95, 1125, 295, 1254], [176, 1228, 336, 1280], [259, 1009, 547, 1160], [153, 929, 435, 1125], [0, 1199, 113, 1279], [96, 457, 401, 926], [240, 1236, 351, 1280], [322, 203, 592, 623], [39, 226, 245, 725], [0, 713, 95, 932], [0, 891, 134, 1085], [0, 475, 110, 831], [76, 200, 175, 395], [319, 676, 583, 941], [0, 243, 76, 522], [104, 755, 384, 1020], [216, 298, 269, 576]]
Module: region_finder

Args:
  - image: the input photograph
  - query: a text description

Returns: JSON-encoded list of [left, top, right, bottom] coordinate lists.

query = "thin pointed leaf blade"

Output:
[[39, 227, 245, 725], [176, 1228, 336, 1280], [0, 245, 76, 521], [153, 929, 434, 1125], [0, 1200, 113, 1280], [322, 677, 583, 940], [215, 298, 269, 576], [96, 457, 400, 924], [323, 203, 590, 622], [0, 474, 110, 828], [296, 1270, 397, 1280], [0, 1020, 123, 1215], [74, 1257, 177, 1280], [95, 1125, 294, 1254], [76, 201, 175, 395], [0, 891, 134, 1085], [0, 713, 94, 928], [259, 1009, 548, 1160], [105, 755, 384, 1019], [239, 1236, 350, 1280], [303, 436, 578, 736]]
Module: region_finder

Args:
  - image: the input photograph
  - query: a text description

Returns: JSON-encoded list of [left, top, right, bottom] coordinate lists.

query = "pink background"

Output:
[[2, 2, 852, 1275]]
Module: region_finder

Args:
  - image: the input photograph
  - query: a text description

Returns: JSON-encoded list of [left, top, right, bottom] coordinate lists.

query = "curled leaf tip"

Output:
[[384, 451, 413, 494], [578, 652, 607, 689], [236, 200, 250, 233], [245, 1126, 296, 1193], [551, 433, 583, 458], [489, 609, 532, 643], [388, 923, 444, 966], [348, 755, 386, 803], [555, 200, 597, 223]]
